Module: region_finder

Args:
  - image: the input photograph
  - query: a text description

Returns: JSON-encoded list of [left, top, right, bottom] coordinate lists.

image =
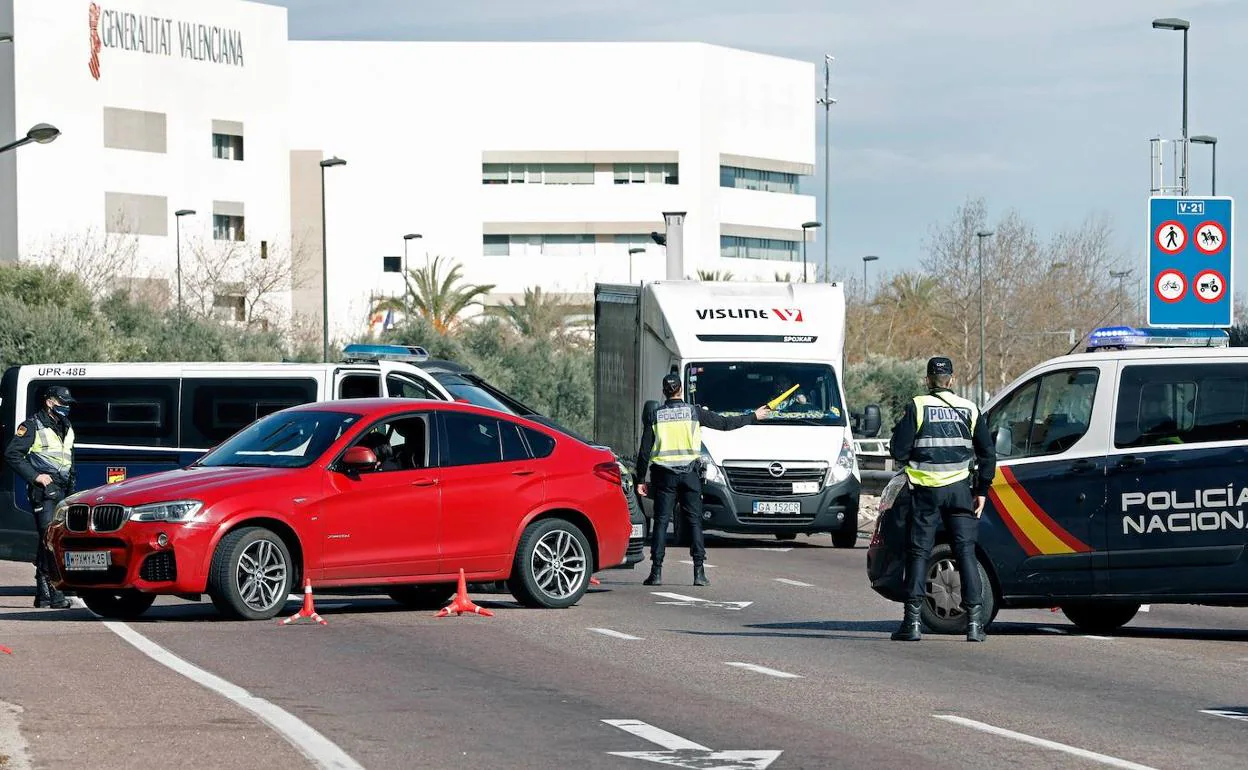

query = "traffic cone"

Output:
[[0, 645, 11, 655], [590, 577, 601, 586], [280, 578, 327, 626], [435, 569, 494, 618]]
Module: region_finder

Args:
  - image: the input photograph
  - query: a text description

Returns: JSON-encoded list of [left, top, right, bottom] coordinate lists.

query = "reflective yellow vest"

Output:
[[904, 392, 977, 488], [651, 402, 701, 470], [28, 415, 74, 478]]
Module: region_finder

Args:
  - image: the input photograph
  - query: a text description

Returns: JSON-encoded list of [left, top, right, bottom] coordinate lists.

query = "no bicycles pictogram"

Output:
[[1155, 269, 1187, 303]]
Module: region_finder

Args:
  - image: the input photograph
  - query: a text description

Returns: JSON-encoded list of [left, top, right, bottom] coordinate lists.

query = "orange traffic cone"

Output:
[[590, 577, 601, 586], [0, 645, 11, 655], [435, 569, 494, 618], [280, 578, 327, 626]]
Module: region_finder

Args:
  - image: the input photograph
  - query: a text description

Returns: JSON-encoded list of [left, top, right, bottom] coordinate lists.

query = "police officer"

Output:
[[888, 357, 995, 642], [635, 373, 770, 587], [4, 385, 77, 609]]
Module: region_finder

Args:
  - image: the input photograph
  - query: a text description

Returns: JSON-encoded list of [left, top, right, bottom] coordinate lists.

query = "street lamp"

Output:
[[1191, 135, 1217, 195], [173, 209, 195, 317], [319, 156, 347, 363], [1110, 269, 1134, 321], [817, 54, 837, 282], [800, 221, 822, 283], [0, 123, 60, 154], [1153, 17, 1191, 195], [975, 229, 993, 406], [862, 255, 879, 360], [628, 247, 645, 283], [402, 233, 422, 276]]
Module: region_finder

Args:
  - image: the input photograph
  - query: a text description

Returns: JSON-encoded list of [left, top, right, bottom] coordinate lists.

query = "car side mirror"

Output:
[[339, 446, 378, 475], [994, 426, 1013, 457], [861, 404, 883, 438]]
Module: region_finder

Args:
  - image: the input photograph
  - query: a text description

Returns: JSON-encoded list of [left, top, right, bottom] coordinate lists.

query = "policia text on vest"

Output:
[[3, 385, 77, 610], [635, 375, 771, 587], [887, 357, 996, 643]]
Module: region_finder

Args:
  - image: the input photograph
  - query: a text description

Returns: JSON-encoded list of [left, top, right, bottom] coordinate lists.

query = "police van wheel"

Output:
[[831, 509, 859, 549], [79, 589, 156, 619], [1060, 602, 1140, 635], [508, 518, 593, 609], [919, 543, 995, 635]]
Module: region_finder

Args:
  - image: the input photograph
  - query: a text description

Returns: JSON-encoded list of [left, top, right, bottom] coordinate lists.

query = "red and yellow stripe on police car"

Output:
[[988, 466, 1091, 556]]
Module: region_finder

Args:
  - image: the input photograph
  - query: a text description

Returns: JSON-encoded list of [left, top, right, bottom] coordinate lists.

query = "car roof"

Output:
[[283, 397, 555, 428]]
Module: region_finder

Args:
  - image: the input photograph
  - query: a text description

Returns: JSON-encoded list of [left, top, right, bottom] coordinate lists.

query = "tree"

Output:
[[182, 235, 308, 328], [27, 215, 142, 302], [500, 286, 587, 340], [374, 256, 495, 334], [696, 269, 734, 281]]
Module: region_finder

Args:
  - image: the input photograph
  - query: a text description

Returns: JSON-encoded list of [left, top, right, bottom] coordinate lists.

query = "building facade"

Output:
[[1, 0, 816, 343]]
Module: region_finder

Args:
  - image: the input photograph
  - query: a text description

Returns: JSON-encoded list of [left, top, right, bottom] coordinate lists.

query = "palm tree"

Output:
[[696, 269, 735, 282], [501, 286, 586, 338], [373, 256, 495, 334]]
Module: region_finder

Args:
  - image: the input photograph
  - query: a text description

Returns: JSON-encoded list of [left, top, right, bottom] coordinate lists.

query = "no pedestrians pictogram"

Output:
[[1154, 221, 1187, 254]]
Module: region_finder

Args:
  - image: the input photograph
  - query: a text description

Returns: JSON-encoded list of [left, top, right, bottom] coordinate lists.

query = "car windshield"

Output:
[[196, 410, 361, 468], [431, 373, 516, 414], [686, 362, 846, 426]]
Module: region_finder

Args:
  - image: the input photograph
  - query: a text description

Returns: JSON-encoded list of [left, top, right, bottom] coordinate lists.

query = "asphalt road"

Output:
[[3, 533, 1248, 770]]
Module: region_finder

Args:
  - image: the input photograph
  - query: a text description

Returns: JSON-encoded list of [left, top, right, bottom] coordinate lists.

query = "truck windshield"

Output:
[[685, 362, 846, 426]]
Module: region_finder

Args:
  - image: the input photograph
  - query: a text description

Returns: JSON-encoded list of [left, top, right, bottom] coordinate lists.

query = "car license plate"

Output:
[[792, 482, 819, 495], [752, 501, 802, 515], [631, 523, 644, 539], [64, 551, 111, 571]]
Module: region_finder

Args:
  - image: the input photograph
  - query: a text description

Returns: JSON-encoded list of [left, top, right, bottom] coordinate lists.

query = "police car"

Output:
[[869, 326, 1245, 635]]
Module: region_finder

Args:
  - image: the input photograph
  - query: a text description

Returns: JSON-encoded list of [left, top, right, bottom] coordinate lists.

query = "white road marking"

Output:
[[774, 578, 813, 587], [604, 719, 710, 750], [603, 719, 783, 769], [934, 715, 1159, 770], [1202, 708, 1248, 722], [102, 621, 363, 770], [1037, 626, 1067, 635], [590, 627, 643, 641], [1038, 626, 1112, 641], [651, 592, 752, 610], [749, 547, 792, 553], [1140, 605, 1151, 612], [724, 662, 803, 679], [678, 560, 716, 568]]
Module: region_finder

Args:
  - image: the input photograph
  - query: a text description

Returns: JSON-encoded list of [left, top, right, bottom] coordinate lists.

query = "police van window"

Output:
[[25, 380, 179, 447], [338, 374, 380, 399], [989, 380, 1039, 459], [181, 378, 317, 448], [385, 374, 439, 400], [987, 368, 1098, 458], [1115, 364, 1248, 448]]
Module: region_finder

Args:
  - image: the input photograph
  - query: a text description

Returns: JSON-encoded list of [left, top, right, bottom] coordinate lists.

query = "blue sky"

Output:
[[269, 0, 1242, 286]]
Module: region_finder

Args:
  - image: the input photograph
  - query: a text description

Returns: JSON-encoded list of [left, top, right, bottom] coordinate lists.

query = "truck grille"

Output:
[[724, 462, 827, 498], [91, 505, 127, 533], [140, 551, 177, 582], [66, 505, 90, 532]]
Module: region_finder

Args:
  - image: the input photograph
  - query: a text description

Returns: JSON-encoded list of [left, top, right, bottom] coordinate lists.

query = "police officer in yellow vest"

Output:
[[888, 358, 995, 642], [4, 385, 77, 609], [635, 373, 771, 587]]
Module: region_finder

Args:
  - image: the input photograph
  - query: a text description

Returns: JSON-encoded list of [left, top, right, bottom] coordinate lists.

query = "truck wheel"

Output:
[[831, 508, 859, 548], [208, 526, 294, 621], [80, 589, 156, 619], [918, 543, 995, 635], [1061, 602, 1140, 634], [508, 518, 593, 609]]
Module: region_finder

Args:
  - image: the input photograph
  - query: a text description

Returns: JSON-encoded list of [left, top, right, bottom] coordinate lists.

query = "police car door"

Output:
[[985, 365, 1108, 598], [1106, 358, 1248, 596], [378, 362, 450, 402]]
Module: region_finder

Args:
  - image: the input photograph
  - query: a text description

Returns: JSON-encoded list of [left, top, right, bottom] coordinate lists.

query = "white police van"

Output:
[[0, 344, 646, 566], [870, 326, 1248, 634]]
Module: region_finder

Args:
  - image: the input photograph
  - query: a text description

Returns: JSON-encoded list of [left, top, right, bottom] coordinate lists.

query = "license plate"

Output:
[[630, 523, 644, 539], [752, 501, 802, 515], [792, 482, 820, 495], [64, 551, 111, 571]]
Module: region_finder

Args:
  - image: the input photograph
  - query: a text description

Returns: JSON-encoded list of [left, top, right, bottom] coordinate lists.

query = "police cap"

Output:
[[662, 373, 682, 397], [43, 385, 75, 404], [926, 357, 954, 377]]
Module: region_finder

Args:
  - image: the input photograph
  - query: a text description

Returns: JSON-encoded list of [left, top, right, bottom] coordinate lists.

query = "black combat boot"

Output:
[[33, 569, 50, 608], [965, 604, 987, 643], [891, 600, 923, 641], [693, 563, 709, 586], [643, 563, 662, 586]]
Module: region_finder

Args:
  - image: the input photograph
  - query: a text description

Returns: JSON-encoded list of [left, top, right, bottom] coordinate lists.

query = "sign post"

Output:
[[1148, 196, 1234, 327]]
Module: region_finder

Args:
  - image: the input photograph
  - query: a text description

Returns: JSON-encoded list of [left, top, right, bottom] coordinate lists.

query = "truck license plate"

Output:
[[792, 482, 819, 494], [64, 551, 111, 571], [752, 501, 801, 515]]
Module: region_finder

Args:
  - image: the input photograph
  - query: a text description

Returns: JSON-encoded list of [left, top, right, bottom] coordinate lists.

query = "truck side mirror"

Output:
[[861, 404, 882, 438]]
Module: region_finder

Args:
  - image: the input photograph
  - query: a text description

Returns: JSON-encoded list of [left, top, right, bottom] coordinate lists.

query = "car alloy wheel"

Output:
[[236, 538, 289, 613], [531, 528, 587, 600]]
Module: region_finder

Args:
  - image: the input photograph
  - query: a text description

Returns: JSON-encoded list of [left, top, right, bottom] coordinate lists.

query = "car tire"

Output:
[[831, 508, 859, 549], [1061, 602, 1140, 635], [208, 526, 295, 621], [919, 543, 995, 635], [388, 584, 456, 610], [507, 518, 593, 609], [79, 589, 156, 619]]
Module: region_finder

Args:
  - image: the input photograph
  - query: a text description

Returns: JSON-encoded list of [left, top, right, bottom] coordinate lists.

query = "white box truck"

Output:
[[594, 280, 863, 547]]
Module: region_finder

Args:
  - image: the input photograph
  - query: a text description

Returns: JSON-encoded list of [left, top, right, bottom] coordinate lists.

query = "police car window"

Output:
[[1115, 363, 1247, 448], [988, 380, 1039, 459], [987, 368, 1097, 458], [26, 380, 179, 447], [339, 374, 380, 399], [181, 378, 317, 448], [385, 374, 439, 401]]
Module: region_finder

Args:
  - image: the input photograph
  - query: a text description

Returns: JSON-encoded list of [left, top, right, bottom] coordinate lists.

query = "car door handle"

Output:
[[1117, 456, 1145, 469], [512, 469, 536, 477], [1070, 459, 1096, 472], [411, 479, 438, 487]]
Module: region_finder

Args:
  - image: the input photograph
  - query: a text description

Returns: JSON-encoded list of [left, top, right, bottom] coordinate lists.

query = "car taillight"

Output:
[[594, 461, 622, 485]]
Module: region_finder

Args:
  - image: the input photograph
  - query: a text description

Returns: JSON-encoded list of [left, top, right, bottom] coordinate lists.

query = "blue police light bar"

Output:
[[1086, 326, 1229, 351], [341, 343, 430, 363]]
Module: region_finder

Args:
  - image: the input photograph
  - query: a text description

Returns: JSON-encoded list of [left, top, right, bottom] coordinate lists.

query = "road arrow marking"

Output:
[[651, 592, 752, 610], [603, 719, 782, 769], [1202, 708, 1248, 722]]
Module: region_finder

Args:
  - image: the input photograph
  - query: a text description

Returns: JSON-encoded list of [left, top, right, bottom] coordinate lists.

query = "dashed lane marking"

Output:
[[774, 578, 813, 587], [934, 715, 1159, 770], [1037, 626, 1112, 641], [589, 627, 643, 641], [724, 662, 803, 679]]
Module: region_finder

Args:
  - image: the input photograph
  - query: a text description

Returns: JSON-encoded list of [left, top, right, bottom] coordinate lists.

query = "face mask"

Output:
[[51, 405, 70, 418]]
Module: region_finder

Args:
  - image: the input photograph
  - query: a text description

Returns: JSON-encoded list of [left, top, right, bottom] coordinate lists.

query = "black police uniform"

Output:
[[888, 357, 996, 642], [4, 386, 77, 609], [635, 375, 757, 587]]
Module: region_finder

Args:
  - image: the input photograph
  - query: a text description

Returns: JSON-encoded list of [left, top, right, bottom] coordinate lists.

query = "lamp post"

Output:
[[862, 255, 879, 360], [0, 123, 60, 155], [1191, 135, 1217, 195], [1152, 17, 1191, 195], [402, 233, 422, 276], [1110, 269, 1134, 322], [817, 54, 837, 282], [628, 247, 645, 283], [173, 209, 195, 317], [800, 221, 822, 283], [319, 156, 347, 363], [975, 230, 993, 406]]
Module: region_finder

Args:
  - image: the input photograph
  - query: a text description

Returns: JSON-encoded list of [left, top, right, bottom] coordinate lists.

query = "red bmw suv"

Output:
[[47, 399, 631, 620]]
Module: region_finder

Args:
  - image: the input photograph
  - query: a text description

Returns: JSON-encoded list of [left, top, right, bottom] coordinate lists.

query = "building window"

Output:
[[212, 133, 244, 161], [213, 214, 245, 241], [212, 293, 246, 322], [482, 234, 597, 257], [720, 235, 799, 262], [483, 234, 509, 256], [482, 163, 594, 185], [719, 165, 798, 194], [613, 163, 678, 185]]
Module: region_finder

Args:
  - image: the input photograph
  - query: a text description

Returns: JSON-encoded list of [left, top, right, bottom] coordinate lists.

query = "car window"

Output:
[[1029, 369, 1098, 455], [349, 415, 431, 472], [442, 413, 533, 466], [523, 427, 556, 459], [989, 380, 1039, 459], [339, 374, 380, 399], [386, 374, 441, 401], [197, 411, 360, 469], [1115, 363, 1248, 448]]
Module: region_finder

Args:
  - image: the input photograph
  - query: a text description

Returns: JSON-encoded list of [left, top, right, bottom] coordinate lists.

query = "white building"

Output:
[[0, 0, 816, 344]]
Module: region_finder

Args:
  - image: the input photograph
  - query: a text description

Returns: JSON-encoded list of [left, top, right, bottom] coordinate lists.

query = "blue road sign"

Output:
[[1148, 196, 1234, 328]]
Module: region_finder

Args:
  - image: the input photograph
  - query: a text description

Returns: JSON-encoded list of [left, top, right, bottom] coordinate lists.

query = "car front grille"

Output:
[[140, 551, 177, 582], [66, 505, 90, 533], [91, 505, 127, 533], [724, 462, 828, 498]]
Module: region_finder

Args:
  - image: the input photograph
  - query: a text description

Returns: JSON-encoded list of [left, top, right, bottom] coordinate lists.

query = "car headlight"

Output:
[[700, 449, 725, 485], [51, 499, 69, 527], [129, 500, 204, 523], [828, 438, 856, 485]]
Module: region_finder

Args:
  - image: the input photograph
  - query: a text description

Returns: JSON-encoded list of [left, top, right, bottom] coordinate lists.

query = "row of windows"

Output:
[[720, 235, 800, 262], [344, 412, 555, 471], [482, 163, 678, 185], [719, 165, 799, 194], [484, 234, 656, 258], [101, 107, 244, 161]]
